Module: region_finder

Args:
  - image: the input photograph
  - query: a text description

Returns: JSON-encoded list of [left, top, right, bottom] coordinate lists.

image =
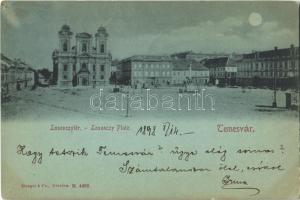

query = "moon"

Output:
[[248, 12, 263, 26]]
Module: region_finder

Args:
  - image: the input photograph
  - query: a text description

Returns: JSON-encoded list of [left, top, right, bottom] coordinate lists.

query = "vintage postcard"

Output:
[[1, 1, 299, 199]]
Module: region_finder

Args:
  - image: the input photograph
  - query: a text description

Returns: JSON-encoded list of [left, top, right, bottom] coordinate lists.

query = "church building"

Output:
[[52, 25, 111, 87]]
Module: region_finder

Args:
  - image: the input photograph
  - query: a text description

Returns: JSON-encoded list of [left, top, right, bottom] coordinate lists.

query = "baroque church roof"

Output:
[[76, 32, 92, 38], [59, 24, 73, 35], [95, 26, 108, 37]]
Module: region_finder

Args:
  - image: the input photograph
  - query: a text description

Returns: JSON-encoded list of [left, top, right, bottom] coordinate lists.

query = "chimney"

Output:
[[274, 46, 278, 51], [290, 44, 294, 48]]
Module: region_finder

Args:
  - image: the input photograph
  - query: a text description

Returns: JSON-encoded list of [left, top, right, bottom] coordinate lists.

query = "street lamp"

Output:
[[272, 47, 278, 108]]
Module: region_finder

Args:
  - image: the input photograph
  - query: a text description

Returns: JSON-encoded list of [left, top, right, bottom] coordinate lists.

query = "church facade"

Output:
[[52, 25, 111, 87]]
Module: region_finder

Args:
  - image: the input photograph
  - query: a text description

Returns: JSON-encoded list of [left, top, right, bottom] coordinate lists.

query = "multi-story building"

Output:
[[237, 45, 299, 88], [119, 55, 173, 88], [172, 59, 209, 85], [204, 56, 239, 86], [52, 25, 111, 87], [1, 54, 35, 93]]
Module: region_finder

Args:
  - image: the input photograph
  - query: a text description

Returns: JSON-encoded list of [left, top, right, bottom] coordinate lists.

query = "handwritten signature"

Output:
[[221, 175, 260, 196]]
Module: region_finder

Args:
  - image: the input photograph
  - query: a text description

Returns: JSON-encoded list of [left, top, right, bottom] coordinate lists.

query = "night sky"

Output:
[[1, 1, 299, 69]]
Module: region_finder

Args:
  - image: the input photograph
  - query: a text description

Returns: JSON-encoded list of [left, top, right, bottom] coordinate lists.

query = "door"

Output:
[[82, 78, 88, 86]]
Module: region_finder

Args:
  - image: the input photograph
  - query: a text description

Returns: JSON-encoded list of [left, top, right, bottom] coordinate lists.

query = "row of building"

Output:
[[117, 55, 210, 88], [116, 45, 298, 89], [52, 25, 299, 89], [1, 54, 36, 94]]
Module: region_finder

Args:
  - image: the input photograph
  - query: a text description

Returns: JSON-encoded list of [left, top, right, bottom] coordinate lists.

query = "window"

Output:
[[93, 65, 96, 72], [63, 75, 67, 80], [82, 63, 87, 69], [64, 64, 68, 71], [291, 61, 295, 70], [100, 44, 105, 53], [82, 43, 87, 52], [63, 42, 68, 52], [100, 75, 104, 80], [101, 65, 104, 72], [73, 64, 76, 71], [285, 61, 288, 69], [93, 75, 95, 79]]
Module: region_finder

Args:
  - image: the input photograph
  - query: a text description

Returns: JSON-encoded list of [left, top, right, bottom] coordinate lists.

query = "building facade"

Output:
[[52, 25, 111, 87], [204, 56, 239, 86], [172, 59, 209, 85], [119, 55, 173, 88], [1, 54, 35, 94], [237, 45, 299, 89]]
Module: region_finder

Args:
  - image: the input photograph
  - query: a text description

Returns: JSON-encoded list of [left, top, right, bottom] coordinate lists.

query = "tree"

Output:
[[38, 68, 52, 80]]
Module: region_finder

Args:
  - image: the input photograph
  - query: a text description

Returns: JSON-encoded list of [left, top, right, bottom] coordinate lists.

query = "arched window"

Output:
[[63, 42, 68, 52], [82, 63, 87, 69], [100, 44, 105, 53], [82, 43, 87, 52]]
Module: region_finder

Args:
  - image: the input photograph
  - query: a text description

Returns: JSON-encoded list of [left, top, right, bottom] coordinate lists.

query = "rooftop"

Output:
[[172, 59, 208, 71], [243, 46, 299, 59], [76, 32, 92, 38], [122, 55, 172, 62], [204, 57, 228, 68]]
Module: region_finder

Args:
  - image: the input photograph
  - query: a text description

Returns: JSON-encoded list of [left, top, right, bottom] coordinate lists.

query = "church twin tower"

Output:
[[52, 24, 111, 87]]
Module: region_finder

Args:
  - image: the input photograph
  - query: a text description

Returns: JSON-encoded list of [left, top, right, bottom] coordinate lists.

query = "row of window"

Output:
[[133, 71, 171, 77], [63, 64, 105, 72], [133, 63, 171, 69], [63, 75, 105, 80], [213, 72, 236, 77], [173, 71, 209, 76], [242, 60, 296, 70], [173, 79, 208, 84], [238, 69, 296, 72], [237, 71, 292, 77], [62, 41, 105, 53]]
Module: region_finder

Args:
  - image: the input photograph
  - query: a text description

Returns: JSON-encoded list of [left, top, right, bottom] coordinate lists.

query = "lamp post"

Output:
[[125, 89, 129, 117], [272, 47, 278, 108]]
